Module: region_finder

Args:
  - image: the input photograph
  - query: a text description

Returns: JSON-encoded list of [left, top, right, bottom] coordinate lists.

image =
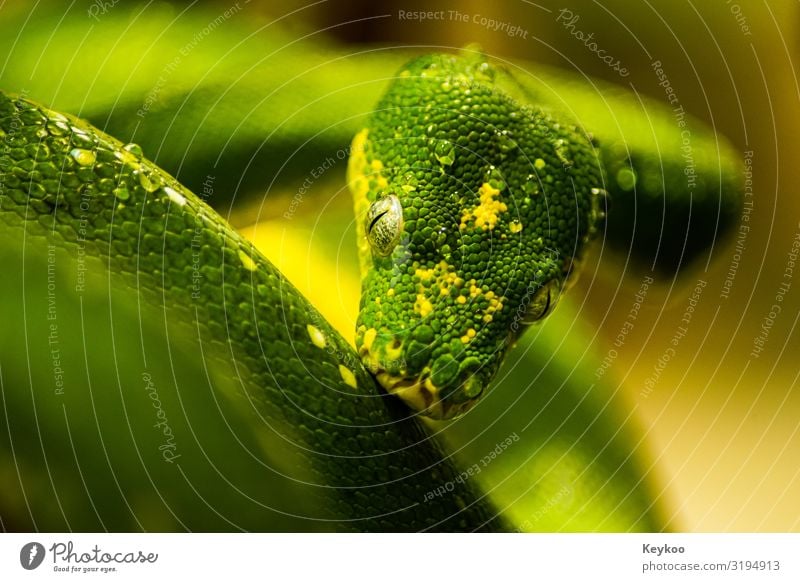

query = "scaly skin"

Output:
[[0, 8, 743, 273], [0, 40, 742, 529], [350, 53, 606, 419], [0, 91, 506, 531]]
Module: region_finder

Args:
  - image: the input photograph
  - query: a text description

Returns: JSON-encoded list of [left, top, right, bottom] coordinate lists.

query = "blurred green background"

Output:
[[1, 0, 798, 531]]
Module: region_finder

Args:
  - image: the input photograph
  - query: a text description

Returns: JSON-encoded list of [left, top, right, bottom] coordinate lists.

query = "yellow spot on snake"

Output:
[[238, 249, 257, 271], [535, 158, 546, 170], [385, 338, 404, 362], [349, 129, 371, 200], [414, 294, 433, 317], [339, 365, 358, 389], [456, 295, 466, 304], [415, 267, 435, 281], [347, 128, 392, 279], [433, 263, 463, 297], [469, 281, 481, 298], [306, 324, 326, 349], [460, 182, 507, 231], [463, 279, 505, 322], [485, 295, 504, 321], [362, 327, 377, 351], [387, 288, 395, 297], [510, 220, 523, 233]]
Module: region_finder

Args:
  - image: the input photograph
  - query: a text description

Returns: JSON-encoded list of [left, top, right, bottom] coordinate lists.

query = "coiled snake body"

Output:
[[0, 49, 741, 531]]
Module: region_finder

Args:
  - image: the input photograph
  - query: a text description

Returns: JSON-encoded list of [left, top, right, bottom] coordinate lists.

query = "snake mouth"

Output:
[[373, 369, 480, 420], [357, 327, 483, 419]]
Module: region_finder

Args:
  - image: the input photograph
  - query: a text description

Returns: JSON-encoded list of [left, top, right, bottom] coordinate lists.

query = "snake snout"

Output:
[[356, 324, 490, 419]]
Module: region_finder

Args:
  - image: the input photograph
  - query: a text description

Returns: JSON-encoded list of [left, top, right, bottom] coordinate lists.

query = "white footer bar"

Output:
[[1, 533, 797, 581]]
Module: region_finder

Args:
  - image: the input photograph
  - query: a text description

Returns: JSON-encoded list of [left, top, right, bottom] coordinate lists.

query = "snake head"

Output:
[[348, 51, 606, 419]]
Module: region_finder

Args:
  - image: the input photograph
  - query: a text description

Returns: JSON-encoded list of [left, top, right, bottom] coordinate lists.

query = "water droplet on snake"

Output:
[[522, 175, 540, 197], [123, 143, 143, 157], [497, 130, 517, 153], [400, 171, 418, 193], [69, 148, 96, 166], [485, 166, 506, 191], [135, 169, 160, 192], [434, 140, 455, 167], [46, 120, 70, 137]]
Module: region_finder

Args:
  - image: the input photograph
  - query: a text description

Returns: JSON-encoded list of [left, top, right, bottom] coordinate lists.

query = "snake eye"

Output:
[[522, 279, 561, 324], [365, 194, 404, 257]]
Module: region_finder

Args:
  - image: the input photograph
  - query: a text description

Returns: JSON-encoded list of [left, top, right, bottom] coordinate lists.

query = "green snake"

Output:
[[0, 17, 742, 531], [349, 52, 605, 419]]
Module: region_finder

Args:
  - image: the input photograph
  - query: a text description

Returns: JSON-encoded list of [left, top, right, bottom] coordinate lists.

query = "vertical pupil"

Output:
[[366, 195, 403, 255], [368, 210, 389, 235]]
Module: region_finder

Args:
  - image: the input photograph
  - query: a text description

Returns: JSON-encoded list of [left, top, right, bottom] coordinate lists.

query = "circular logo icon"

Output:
[[19, 542, 45, 570]]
